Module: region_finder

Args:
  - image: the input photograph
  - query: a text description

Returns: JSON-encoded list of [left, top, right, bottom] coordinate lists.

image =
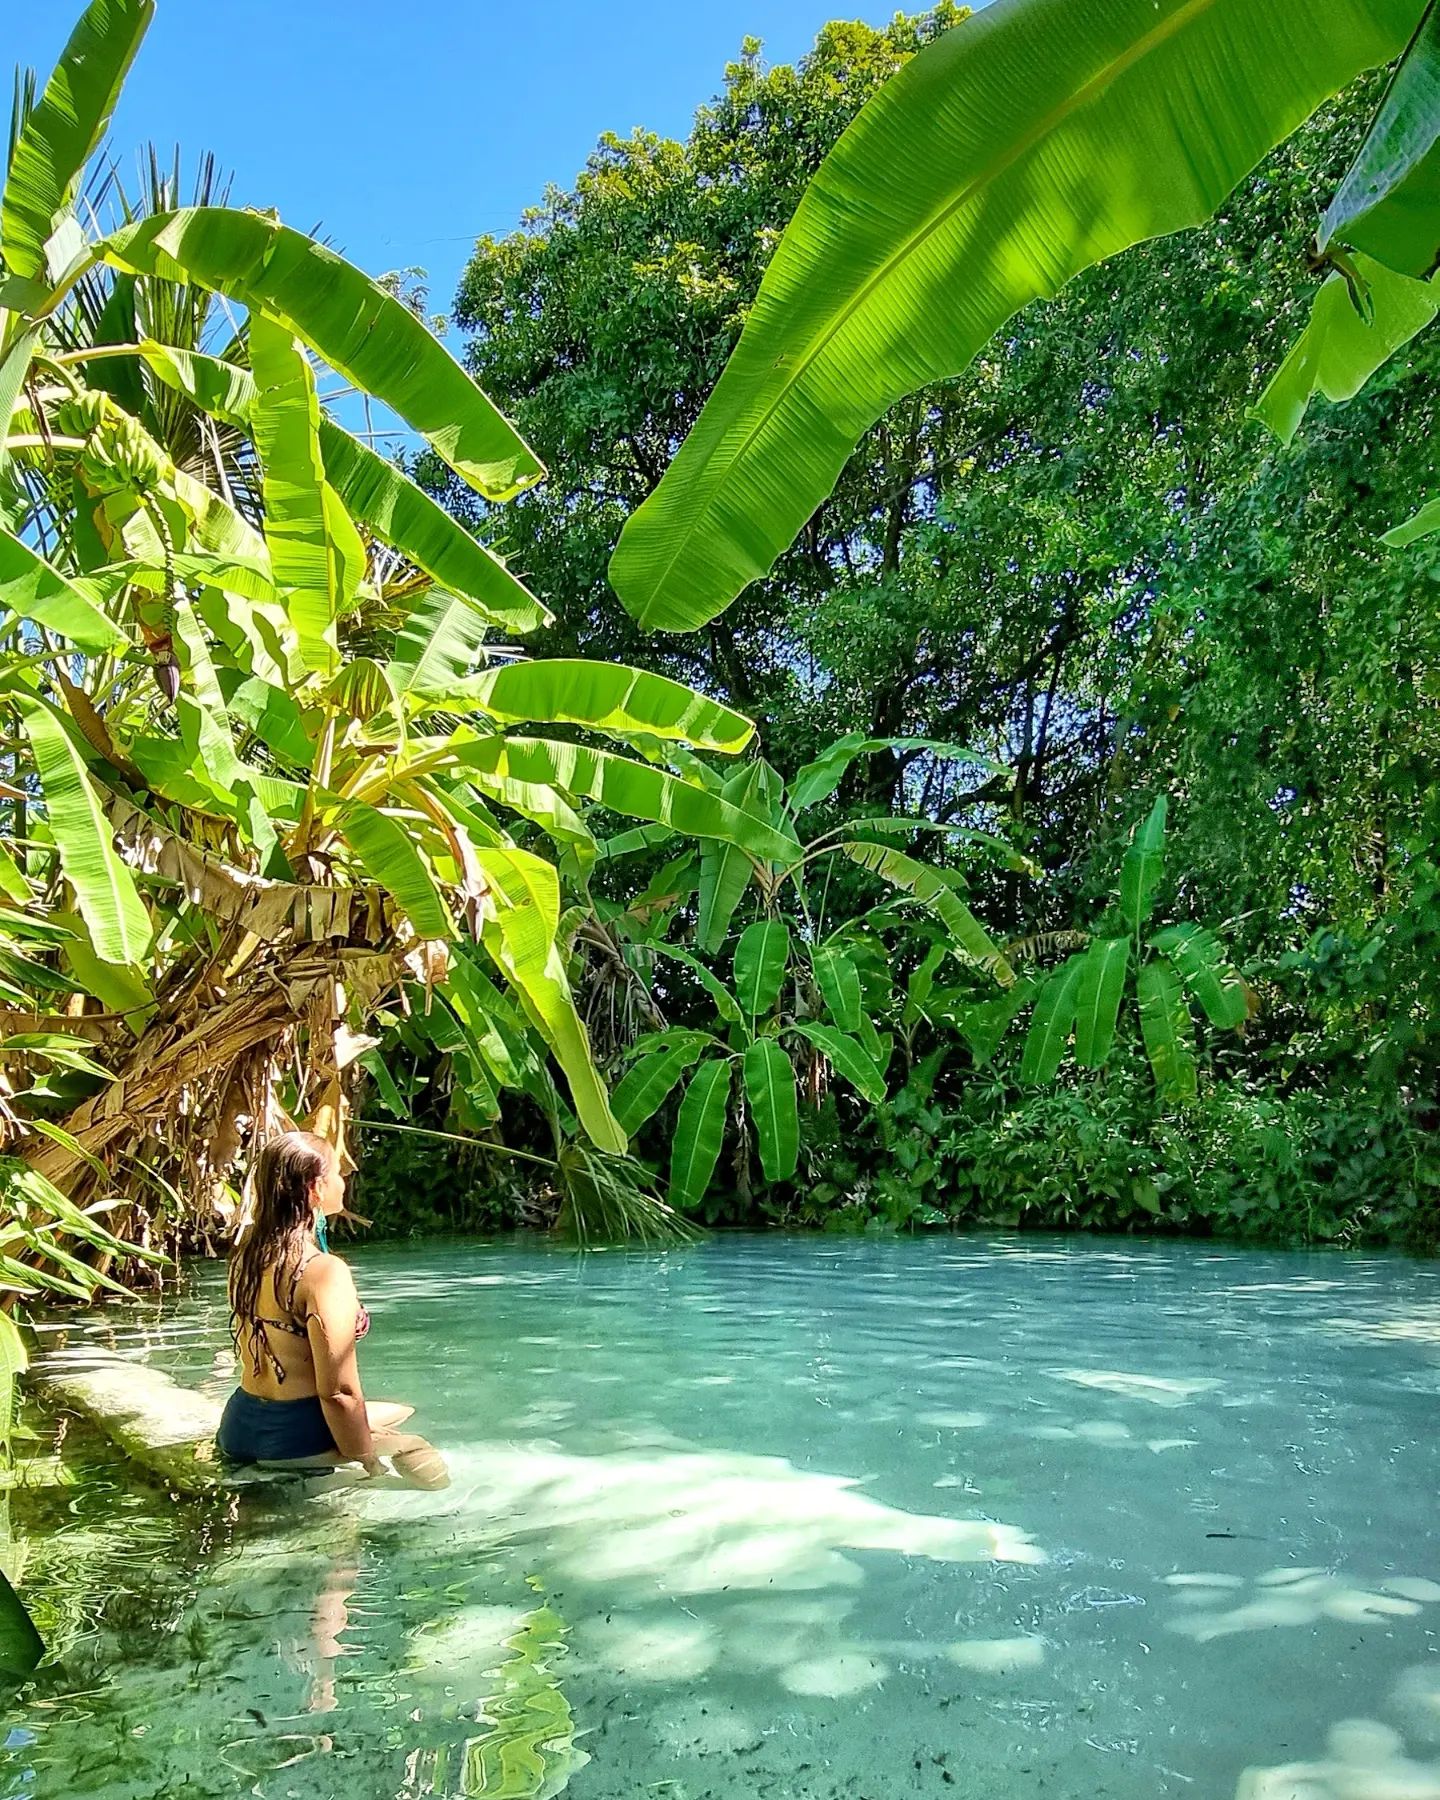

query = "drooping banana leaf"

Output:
[[742, 1039, 799, 1183], [648, 943, 744, 1025], [609, 0, 1423, 630], [811, 942, 864, 1033], [15, 697, 151, 967], [1019, 954, 1085, 1084], [841, 841, 1013, 984], [1255, 254, 1439, 445], [958, 975, 1039, 1067], [337, 801, 455, 940], [1319, 2, 1440, 278], [449, 736, 797, 862], [1, 0, 154, 283], [1137, 961, 1198, 1101], [248, 313, 352, 675], [733, 919, 791, 1019], [474, 847, 624, 1153], [787, 1019, 886, 1103], [1119, 796, 1167, 936], [668, 1058, 732, 1212], [101, 209, 545, 500], [1152, 923, 1249, 1029], [610, 1039, 710, 1134], [696, 764, 769, 953], [435, 660, 753, 753], [1072, 936, 1130, 1069], [0, 530, 127, 652], [134, 343, 550, 632]]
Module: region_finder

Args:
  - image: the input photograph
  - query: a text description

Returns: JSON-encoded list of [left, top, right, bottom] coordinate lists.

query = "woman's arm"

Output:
[[303, 1257, 382, 1472]]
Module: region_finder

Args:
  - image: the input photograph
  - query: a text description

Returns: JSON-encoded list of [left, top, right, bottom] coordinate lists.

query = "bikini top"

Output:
[[247, 1251, 370, 1384]]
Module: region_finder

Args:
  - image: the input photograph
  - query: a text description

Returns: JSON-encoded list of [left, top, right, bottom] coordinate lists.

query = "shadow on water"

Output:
[[7, 1233, 1440, 1798]]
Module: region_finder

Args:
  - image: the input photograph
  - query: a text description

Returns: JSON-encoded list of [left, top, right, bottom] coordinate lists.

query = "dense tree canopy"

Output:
[[412, 7, 1439, 1238]]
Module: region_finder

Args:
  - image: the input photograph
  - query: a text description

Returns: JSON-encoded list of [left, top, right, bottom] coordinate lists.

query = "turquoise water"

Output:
[[7, 1233, 1440, 1799]]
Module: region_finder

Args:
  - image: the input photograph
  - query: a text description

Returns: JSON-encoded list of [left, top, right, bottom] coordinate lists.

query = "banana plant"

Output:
[[610, 918, 892, 1214], [0, 0, 791, 1254], [962, 798, 1252, 1101], [596, 731, 1023, 981], [606, 0, 1425, 631]]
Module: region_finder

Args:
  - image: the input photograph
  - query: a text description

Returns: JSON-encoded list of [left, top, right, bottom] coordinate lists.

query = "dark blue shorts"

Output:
[[217, 1388, 338, 1463]]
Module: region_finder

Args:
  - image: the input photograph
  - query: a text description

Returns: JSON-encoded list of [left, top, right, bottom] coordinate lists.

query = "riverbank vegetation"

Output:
[[1, 0, 1437, 1326]]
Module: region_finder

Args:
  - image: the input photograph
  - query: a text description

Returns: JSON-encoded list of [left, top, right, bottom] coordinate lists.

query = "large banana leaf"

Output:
[[445, 661, 753, 754], [608, 0, 1422, 631], [742, 1040, 799, 1183], [1072, 936, 1129, 1069], [1019, 954, 1085, 1084], [668, 1058, 732, 1215], [1152, 923, 1249, 1029], [1319, 3, 1440, 277], [248, 314, 351, 675], [811, 942, 863, 1033], [1, 0, 154, 283], [450, 736, 797, 861], [696, 764, 771, 953], [1137, 961, 1198, 1101], [610, 1038, 710, 1134], [1119, 797, 1167, 936], [787, 1019, 886, 1103], [0, 531, 126, 652], [389, 588, 492, 696], [733, 919, 790, 1019], [16, 697, 151, 966], [135, 343, 550, 632], [841, 840, 1013, 984], [473, 847, 624, 1153], [101, 209, 544, 499], [337, 800, 455, 940], [1256, 255, 1439, 445]]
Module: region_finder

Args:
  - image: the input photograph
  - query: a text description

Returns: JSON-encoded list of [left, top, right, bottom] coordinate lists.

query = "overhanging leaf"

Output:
[[1256, 254, 1439, 444], [1152, 923, 1249, 1029], [609, 0, 1423, 629], [611, 1040, 709, 1134], [102, 208, 545, 500], [0, 529, 126, 652], [1319, 3, 1440, 278], [787, 1019, 886, 1102]]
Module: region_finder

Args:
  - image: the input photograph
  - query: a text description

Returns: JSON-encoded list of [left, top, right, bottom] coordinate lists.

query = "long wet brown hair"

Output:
[[230, 1131, 333, 1375]]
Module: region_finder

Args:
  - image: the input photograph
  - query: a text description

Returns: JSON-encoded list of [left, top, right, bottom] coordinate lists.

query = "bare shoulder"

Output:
[[297, 1250, 357, 1307]]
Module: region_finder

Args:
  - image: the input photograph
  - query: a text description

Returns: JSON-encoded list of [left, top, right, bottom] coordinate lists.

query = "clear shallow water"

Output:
[[7, 1232, 1440, 1799]]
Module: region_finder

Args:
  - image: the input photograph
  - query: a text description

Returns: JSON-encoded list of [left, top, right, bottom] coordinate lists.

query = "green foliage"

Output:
[[608, 0, 1424, 629]]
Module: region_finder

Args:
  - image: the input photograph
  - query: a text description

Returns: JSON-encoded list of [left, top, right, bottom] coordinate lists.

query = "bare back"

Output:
[[236, 1252, 364, 1401]]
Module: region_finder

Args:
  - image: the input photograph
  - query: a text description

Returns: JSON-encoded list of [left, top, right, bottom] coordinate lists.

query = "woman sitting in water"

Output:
[[218, 1130, 447, 1488]]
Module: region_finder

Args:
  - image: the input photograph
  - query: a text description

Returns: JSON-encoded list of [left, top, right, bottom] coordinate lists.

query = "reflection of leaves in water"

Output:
[[460, 1592, 590, 1800]]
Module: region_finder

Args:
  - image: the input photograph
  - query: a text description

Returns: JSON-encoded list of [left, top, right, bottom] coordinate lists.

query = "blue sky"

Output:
[[11, 0, 906, 320]]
